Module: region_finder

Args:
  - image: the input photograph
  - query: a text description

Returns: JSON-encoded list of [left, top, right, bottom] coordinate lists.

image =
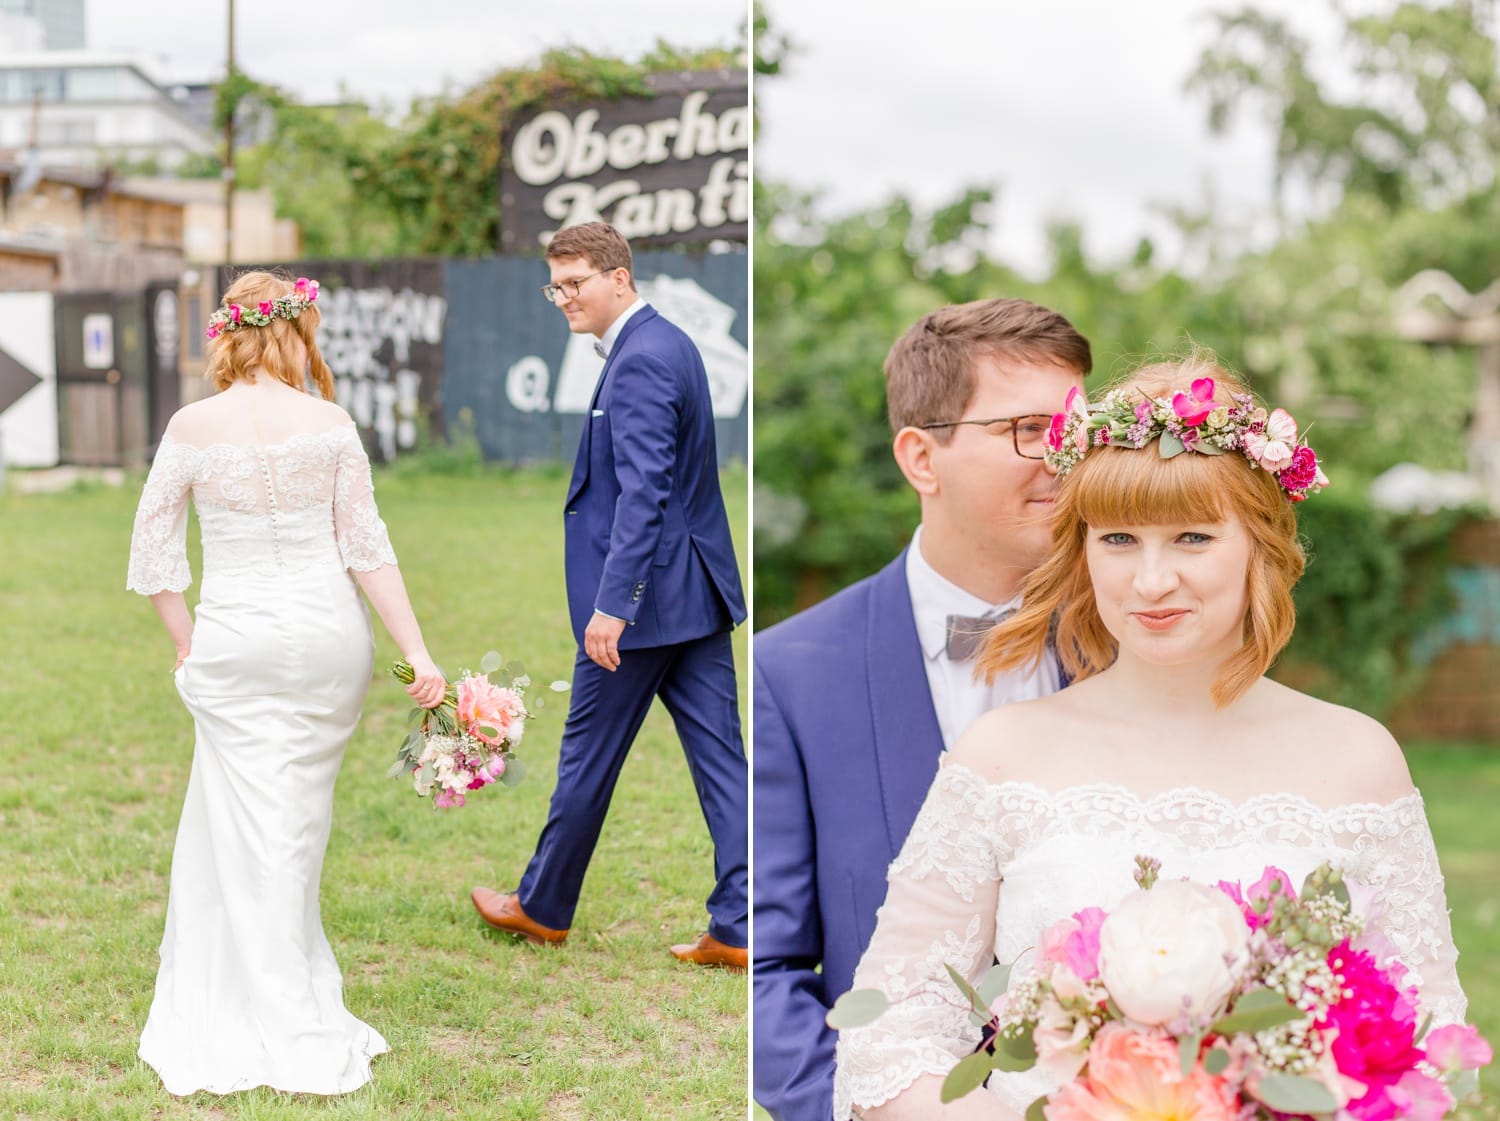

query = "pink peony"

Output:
[[295, 276, 319, 301], [456, 674, 522, 746], [1321, 941, 1425, 1120], [1044, 1023, 1237, 1121], [1171, 378, 1216, 426], [1424, 1023, 1492, 1075]]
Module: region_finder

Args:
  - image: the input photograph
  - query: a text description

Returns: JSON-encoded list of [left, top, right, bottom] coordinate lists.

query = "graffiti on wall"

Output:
[[503, 274, 747, 419], [316, 285, 447, 463]]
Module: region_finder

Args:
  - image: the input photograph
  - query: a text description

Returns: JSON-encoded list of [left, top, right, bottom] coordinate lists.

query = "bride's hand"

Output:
[[173, 642, 191, 671], [403, 649, 447, 708]]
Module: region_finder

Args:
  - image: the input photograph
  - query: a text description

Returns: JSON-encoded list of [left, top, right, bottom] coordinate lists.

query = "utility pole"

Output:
[[223, 0, 236, 264]]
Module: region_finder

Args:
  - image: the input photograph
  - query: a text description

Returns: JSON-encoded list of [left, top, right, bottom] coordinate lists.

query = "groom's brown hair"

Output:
[[545, 221, 636, 289], [885, 298, 1091, 437]]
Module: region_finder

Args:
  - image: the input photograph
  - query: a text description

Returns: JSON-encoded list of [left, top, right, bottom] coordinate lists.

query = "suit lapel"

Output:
[[566, 307, 657, 507], [865, 550, 946, 858]]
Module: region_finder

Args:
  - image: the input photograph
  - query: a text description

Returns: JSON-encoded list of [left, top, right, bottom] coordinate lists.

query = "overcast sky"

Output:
[[89, 1, 746, 109], [756, 0, 1350, 276]]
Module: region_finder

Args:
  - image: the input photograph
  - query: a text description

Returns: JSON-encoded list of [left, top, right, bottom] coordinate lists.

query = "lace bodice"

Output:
[[126, 423, 398, 593], [833, 764, 1468, 1119]]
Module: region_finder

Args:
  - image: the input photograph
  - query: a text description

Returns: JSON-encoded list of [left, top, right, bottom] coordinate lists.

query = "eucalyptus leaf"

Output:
[[1158, 430, 1187, 458], [407, 706, 426, 727], [418, 763, 434, 786], [550, 680, 571, 692], [1194, 440, 1228, 455], [1210, 987, 1303, 1035], [976, 962, 1013, 1006], [945, 964, 987, 1017], [480, 650, 502, 674], [1203, 1046, 1230, 1075], [1254, 1072, 1340, 1113], [1178, 1030, 1204, 1077], [500, 756, 527, 786], [386, 757, 409, 779], [939, 1051, 993, 1103], [825, 988, 889, 1029], [1025, 1097, 1048, 1121], [505, 661, 526, 680], [478, 725, 501, 741], [991, 1030, 1037, 1073]]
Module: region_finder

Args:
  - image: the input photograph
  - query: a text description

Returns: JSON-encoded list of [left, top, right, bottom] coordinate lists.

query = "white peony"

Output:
[[1097, 879, 1250, 1027]]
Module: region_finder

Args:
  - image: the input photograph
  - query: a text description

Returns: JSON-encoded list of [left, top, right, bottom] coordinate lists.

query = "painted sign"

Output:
[[500, 70, 749, 250]]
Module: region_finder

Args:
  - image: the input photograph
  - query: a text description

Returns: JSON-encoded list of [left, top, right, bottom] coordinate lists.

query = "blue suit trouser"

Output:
[[517, 630, 748, 947]]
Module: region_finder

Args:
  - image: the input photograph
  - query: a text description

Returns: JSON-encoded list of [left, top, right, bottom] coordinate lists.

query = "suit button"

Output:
[[567, 510, 577, 515]]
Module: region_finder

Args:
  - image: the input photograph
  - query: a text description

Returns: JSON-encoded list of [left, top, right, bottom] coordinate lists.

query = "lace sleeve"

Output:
[[834, 763, 1005, 1120], [126, 440, 196, 594], [1342, 795, 1467, 1027], [332, 424, 398, 572]]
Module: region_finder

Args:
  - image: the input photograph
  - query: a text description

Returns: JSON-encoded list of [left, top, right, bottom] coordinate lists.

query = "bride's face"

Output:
[[1084, 514, 1252, 668]]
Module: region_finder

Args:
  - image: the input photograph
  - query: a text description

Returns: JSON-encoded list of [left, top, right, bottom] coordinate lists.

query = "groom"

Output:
[[472, 221, 748, 968], [752, 298, 1091, 1119]]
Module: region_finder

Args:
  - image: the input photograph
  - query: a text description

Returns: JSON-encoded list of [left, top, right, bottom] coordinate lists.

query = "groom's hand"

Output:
[[584, 612, 626, 672]]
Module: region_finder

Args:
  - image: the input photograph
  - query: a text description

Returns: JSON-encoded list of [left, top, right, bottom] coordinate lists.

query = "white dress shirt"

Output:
[[595, 296, 647, 358], [905, 525, 1061, 749]]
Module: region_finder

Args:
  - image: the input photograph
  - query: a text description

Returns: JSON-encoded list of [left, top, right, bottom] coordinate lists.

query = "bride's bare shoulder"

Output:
[[1259, 680, 1414, 802], [947, 691, 1072, 782]]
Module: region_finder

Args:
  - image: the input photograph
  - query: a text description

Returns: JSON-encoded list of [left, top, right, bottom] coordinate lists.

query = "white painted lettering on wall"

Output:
[[506, 355, 551, 413], [319, 285, 446, 460]]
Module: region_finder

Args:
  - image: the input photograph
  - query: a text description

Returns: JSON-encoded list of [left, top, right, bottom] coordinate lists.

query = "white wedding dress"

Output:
[[833, 763, 1468, 1120], [126, 421, 396, 1095]]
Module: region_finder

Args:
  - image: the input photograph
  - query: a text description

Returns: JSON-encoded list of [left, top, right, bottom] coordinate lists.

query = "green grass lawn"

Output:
[[0, 466, 749, 1121]]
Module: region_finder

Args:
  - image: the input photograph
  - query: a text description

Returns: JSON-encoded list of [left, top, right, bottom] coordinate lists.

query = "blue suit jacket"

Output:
[[752, 552, 945, 1121], [564, 305, 746, 648]]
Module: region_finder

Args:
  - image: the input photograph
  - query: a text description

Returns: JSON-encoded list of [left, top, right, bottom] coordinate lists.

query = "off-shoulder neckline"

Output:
[[939, 761, 1424, 817], [159, 420, 356, 455]]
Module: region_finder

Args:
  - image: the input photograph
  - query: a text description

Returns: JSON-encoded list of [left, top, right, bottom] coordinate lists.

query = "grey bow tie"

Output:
[[593, 339, 608, 359], [945, 607, 1017, 662]]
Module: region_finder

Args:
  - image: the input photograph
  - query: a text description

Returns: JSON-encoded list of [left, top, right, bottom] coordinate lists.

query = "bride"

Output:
[[126, 270, 446, 1096], [833, 358, 1468, 1119]]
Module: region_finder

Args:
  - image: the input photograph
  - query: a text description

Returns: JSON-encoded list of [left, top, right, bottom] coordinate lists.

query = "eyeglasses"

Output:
[[917, 414, 1054, 460], [541, 270, 610, 303]]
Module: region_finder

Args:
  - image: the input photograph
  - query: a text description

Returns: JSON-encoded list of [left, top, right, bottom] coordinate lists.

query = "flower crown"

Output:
[[1044, 378, 1329, 502], [205, 276, 320, 340]]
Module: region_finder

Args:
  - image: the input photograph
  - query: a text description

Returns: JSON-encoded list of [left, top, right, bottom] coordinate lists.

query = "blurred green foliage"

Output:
[[754, 0, 1499, 716]]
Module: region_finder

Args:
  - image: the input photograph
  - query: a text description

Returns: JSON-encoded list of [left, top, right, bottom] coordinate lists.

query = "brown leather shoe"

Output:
[[470, 887, 568, 946], [669, 931, 747, 972]]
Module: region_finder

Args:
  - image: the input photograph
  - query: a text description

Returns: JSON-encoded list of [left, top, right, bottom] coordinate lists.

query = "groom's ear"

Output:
[[892, 426, 941, 496]]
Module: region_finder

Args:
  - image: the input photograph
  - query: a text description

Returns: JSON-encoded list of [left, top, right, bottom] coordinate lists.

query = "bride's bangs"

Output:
[[1068, 443, 1231, 528]]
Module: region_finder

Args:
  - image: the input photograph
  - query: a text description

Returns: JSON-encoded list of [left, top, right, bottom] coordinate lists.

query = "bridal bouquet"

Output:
[[389, 651, 565, 809], [830, 856, 1490, 1120]]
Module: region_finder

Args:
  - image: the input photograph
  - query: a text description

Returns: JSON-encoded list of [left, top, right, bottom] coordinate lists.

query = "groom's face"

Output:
[[931, 356, 1083, 573]]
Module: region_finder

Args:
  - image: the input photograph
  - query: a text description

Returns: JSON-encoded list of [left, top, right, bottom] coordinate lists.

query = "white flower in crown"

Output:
[[1243, 408, 1299, 472]]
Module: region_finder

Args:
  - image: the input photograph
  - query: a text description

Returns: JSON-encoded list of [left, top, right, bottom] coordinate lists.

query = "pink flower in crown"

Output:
[[228, 304, 243, 324], [205, 323, 221, 340], [1171, 378, 1216, 426], [1278, 444, 1322, 495], [258, 299, 274, 315], [294, 276, 319, 301], [456, 674, 520, 746], [1047, 411, 1069, 452], [1424, 1024, 1493, 1076], [1321, 941, 1425, 1120], [1243, 408, 1298, 472]]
